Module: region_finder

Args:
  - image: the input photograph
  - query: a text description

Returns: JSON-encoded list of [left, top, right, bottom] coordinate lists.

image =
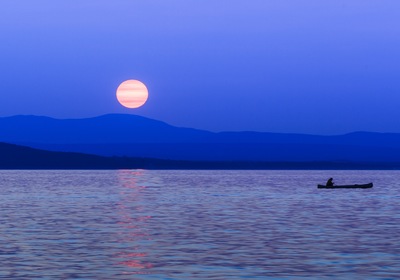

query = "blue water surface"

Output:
[[0, 170, 399, 279]]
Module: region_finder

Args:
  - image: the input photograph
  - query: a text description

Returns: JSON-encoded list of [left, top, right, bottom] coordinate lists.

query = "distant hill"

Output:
[[0, 141, 134, 169], [1, 142, 400, 170], [1, 114, 400, 162]]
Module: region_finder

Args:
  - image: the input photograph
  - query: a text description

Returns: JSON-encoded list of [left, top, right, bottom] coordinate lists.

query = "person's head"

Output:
[[328, 178, 333, 181]]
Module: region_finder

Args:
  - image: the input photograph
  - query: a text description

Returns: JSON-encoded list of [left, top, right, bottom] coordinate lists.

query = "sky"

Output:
[[1, 0, 400, 135]]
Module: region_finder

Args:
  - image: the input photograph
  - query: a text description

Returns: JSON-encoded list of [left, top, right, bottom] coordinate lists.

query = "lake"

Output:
[[0, 170, 399, 279]]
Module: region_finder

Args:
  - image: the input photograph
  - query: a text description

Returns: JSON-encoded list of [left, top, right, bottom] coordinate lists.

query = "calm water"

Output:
[[0, 170, 399, 279]]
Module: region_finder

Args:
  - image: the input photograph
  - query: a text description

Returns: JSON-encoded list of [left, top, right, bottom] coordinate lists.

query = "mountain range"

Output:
[[1, 142, 399, 170], [1, 114, 400, 163]]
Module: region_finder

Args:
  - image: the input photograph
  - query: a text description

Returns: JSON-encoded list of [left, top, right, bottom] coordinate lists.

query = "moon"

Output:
[[116, 80, 148, 108]]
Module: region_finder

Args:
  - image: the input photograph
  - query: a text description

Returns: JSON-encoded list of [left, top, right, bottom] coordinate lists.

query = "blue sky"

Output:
[[1, 1, 399, 134]]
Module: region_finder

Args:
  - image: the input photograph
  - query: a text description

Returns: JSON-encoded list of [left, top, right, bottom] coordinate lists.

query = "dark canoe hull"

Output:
[[318, 183, 373, 189]]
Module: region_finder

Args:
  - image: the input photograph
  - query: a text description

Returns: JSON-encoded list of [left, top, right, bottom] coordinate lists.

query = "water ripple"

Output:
[[0, 170, 399, 279]]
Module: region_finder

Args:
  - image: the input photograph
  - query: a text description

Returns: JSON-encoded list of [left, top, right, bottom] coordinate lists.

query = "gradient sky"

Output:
[[1, 0, 400, 134]]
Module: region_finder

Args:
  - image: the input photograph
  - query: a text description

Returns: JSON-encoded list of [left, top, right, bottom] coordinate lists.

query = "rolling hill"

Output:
[[1, 142, 399, 170], [1, 114, 400, 162]]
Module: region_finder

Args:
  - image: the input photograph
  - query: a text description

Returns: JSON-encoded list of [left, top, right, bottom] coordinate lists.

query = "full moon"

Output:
[[116, 80, 148, 108]]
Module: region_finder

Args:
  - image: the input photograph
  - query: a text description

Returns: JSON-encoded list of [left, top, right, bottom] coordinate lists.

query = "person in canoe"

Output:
[[326, 178, 334, 187]]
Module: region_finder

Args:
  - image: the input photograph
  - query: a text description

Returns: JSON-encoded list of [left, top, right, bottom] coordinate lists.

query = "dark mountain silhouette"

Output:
[[1, 114, 400, 162], [0, 142, 123, 169], [1, 142, 399, 170]]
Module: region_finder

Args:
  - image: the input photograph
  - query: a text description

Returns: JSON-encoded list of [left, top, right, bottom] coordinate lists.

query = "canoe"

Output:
[[317, 183, 373, 189]]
